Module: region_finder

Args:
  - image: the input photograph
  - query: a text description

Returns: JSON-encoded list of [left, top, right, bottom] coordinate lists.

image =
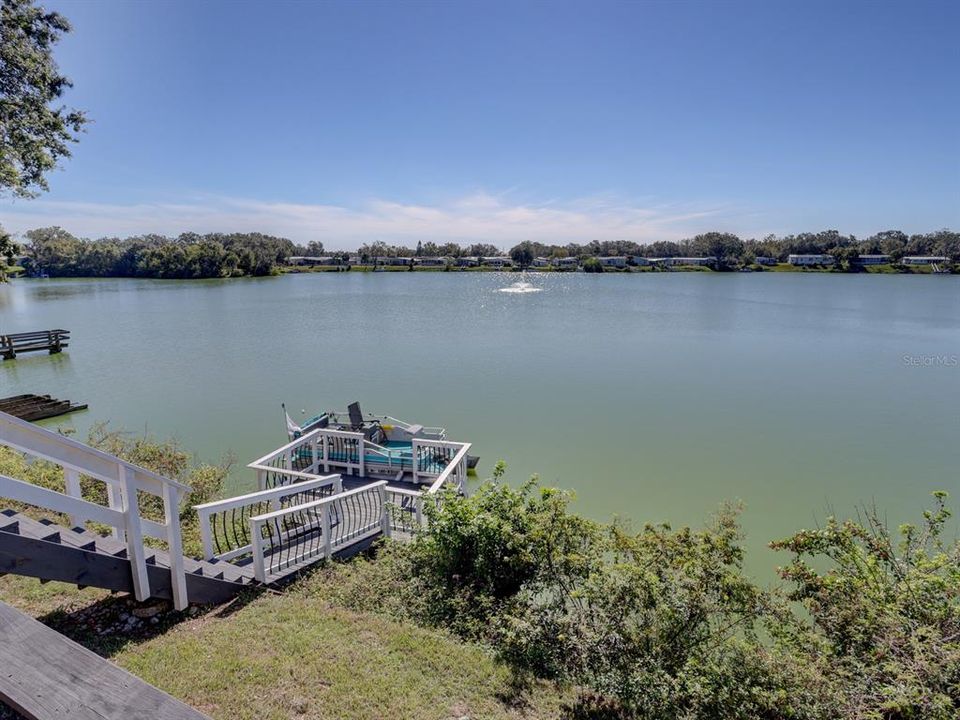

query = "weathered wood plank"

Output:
[[0, 600, 210, 720], [0, 394, 86, 422]]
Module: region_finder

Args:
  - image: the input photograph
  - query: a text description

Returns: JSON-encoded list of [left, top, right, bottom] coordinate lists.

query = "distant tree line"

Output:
[[19, 227, 297, 278], [507, 229, 960, 269], [13, 226, 960, 278]]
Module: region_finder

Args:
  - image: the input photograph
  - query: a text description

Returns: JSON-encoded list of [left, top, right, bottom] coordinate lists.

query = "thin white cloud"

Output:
[[0, 192, 745, 249]]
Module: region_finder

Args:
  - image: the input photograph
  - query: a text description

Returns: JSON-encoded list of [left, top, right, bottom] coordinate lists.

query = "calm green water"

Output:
[[2, 272, 958, 575]]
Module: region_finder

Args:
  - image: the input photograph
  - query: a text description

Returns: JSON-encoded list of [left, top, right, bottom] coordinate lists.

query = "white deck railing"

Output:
[[413, 439, 471, 493], [241, 430, 472, 582], [249, 481, 389, 582], [249, 428, 368, 486], [0, 411, 191, 610], [248, 429, 469, 487], [194, 474, 341, 562]]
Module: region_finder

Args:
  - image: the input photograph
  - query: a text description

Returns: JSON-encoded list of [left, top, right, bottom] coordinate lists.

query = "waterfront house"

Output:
[[664, 257, 717, 267], [902, 256, 948, 265], [375, 256, 411, 266], [598, 256, 628, 268], [482, 256, 514, 268], [788, 254, 835, 266], [413, 256, 450, 266], [532, 257, 551, 268], [288, 256, 335, 266], [456, 257, 479, 267], [856, 254, 891, 265], [555, 257, 579, 269], [631, 256, 651, 266], [754, 256, 777, 266]]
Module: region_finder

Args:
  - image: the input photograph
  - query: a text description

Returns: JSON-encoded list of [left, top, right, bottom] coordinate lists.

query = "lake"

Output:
[[2, 272, 958, 576]]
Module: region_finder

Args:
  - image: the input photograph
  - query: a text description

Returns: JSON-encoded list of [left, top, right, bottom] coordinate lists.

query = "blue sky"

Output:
[[3, 0, 958, 247]]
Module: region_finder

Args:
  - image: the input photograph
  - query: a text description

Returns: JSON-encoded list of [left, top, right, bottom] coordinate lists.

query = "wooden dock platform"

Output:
[[1, 329, 70, 360], [0, 394, 87, 422]]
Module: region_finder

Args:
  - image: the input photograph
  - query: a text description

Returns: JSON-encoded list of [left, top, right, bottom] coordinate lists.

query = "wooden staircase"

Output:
[[0, 510, 254, 605]]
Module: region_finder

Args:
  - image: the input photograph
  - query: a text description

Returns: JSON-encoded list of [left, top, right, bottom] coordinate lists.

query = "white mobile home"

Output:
[[856, 255, 891, 265], [375, 256, 411, 266], [901, 256, 948, 265], [788, 254, 835, 266], [664, 257, 717, 267], [598, 256, 628, 268], [482, 257, 514, 268], [288, 256, 335, 266]]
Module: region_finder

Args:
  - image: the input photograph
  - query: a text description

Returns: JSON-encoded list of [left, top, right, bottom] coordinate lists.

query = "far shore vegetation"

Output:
[[1, 430, 958, 720], [2, 226, 959, 281]]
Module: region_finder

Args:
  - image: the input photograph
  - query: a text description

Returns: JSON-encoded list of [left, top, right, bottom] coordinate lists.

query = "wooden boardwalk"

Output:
[[0, 601, 210, 720], [1, 330, 70, 360]]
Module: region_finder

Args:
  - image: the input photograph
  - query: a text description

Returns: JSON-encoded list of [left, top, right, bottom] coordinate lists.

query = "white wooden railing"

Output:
[[249, 429, 470, 487], [413, 439, 471, 493], [241, 431, 471, 582], [249, 481, 389, 582], [194, 474, 341, 562], [0, 411, 191, 610], [249, 428, 367, 487]]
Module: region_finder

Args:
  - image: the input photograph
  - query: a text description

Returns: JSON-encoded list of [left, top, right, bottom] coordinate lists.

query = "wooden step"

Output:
[[0, 510, 255, 601]]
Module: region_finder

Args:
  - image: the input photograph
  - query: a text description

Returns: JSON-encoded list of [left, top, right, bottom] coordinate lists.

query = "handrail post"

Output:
[[256, 467, 266, 491], [415, 496, 424, 527], [105, 480, 126, 541], [251, 519, 267, 583], [163, 484, 188, 610], [310, 434, 319, 474], [199, 507, 214, 560], [119, 464, 150, 602], [357, 433, 365, 477], [379, 483, 391, 538], [412, 439, 421, 485], [321, 504, 332, 558], [63, 468, 82, 528]]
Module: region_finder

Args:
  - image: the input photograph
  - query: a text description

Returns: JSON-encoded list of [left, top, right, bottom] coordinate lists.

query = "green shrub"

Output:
[[320, 472, 958, 718], [771, 491, 960, 720], [582, 257, 603, 273]]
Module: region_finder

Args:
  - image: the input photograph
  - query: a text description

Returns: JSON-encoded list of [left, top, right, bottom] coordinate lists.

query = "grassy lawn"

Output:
[[0, 572, 571, 720]]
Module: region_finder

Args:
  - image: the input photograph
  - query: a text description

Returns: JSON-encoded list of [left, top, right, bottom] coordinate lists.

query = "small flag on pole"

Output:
[[282, 403, 301, 439]]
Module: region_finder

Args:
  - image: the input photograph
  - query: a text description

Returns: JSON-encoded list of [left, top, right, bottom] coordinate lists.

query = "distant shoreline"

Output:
[[279, 263, 954, 276], [4, 263, 955, 281]]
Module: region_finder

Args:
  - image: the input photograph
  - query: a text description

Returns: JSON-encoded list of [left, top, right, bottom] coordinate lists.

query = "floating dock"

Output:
[[1, 329, 70, 360], [0, 394, 88, 422]]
